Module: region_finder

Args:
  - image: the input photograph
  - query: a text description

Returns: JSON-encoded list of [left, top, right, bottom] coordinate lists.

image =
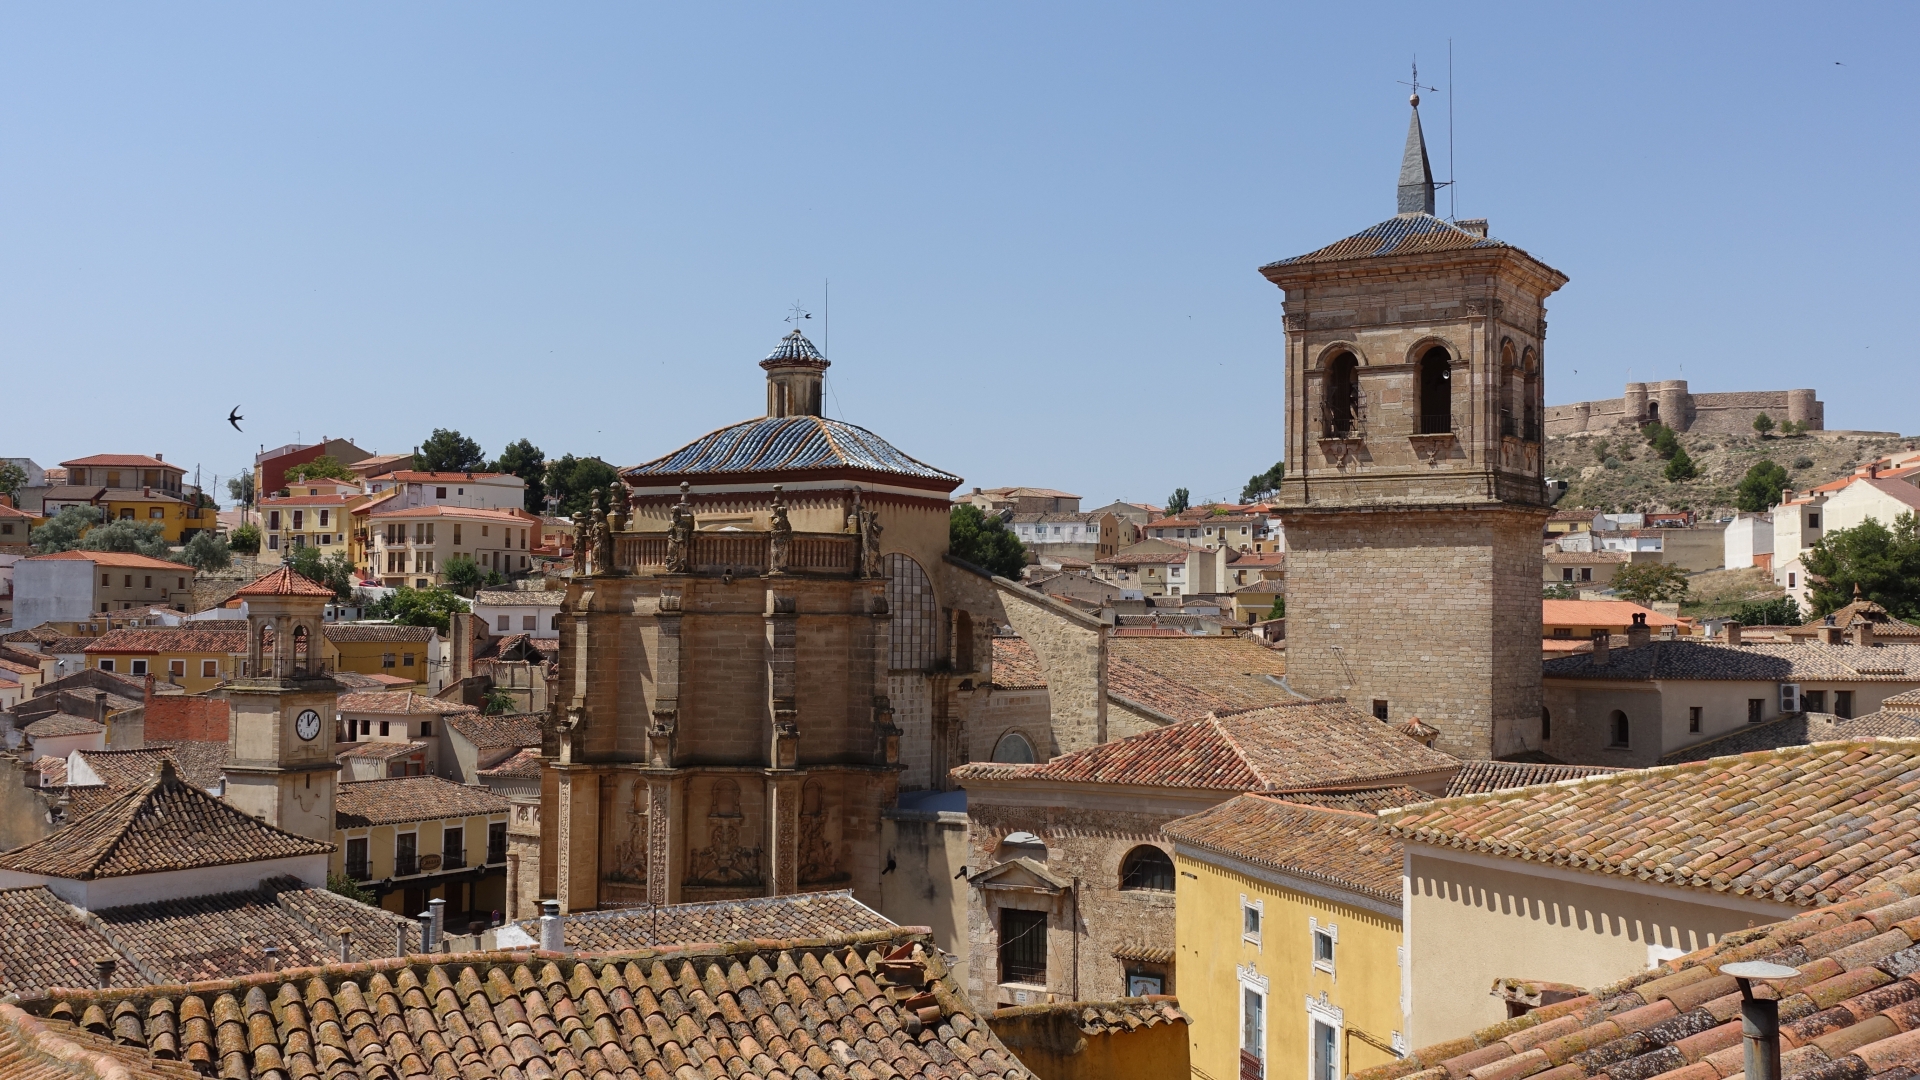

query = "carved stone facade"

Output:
[[1260, 100, 1567, 760]]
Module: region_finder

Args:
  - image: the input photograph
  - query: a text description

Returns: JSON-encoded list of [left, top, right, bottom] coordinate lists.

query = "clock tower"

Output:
[[222, 566, 341, 843]]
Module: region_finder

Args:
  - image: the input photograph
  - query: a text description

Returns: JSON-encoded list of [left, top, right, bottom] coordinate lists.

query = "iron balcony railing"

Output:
[[486, 842, 508, 865], [394, 853, 419, 877], [345, 857, 372, 882]]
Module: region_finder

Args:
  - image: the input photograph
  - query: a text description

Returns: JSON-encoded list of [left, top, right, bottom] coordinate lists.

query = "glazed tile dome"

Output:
[[625, 415, 959, 485]]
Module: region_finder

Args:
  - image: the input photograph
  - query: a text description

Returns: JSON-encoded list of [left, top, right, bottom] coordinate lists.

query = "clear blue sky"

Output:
[[4, 3, 1912, 508]]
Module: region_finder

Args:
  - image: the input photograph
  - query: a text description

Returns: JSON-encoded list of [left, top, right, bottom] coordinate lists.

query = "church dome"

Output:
[[623, 411, 960, 487]]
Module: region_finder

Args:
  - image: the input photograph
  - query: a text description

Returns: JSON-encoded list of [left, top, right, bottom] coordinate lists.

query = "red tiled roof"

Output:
[[443, 713, 541, 748], [1106, 635, 1292, 721], [377, 470, 514, 483], [0, 888, 144, 999], [990, 638, 1047, 690], [334, 775, 508, 827], [1357, 863, 1920, 1080], [953, 699, 1458, 793], [83, 628, 247, 654], [0, 503, 34, 520], [478, 747, 541, 778], [335, 691, 476, 716], [231, 565, 335, 597], [1163, 794, 1403, 902], [58, 455, 174, 469], [21, 551, 184, 570], [1542, 599, 1688, 628], [515, 890, 896, 952]]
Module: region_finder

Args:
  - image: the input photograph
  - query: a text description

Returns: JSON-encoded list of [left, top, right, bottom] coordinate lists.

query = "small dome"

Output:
[[763, 330, 828, 366]]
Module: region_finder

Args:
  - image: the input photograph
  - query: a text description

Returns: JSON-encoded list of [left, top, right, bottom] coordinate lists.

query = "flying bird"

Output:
[[227, 407, 244, 432]]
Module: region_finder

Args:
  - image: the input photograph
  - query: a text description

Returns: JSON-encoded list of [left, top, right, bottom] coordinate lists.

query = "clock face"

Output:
[[295, 709, 322, 742]]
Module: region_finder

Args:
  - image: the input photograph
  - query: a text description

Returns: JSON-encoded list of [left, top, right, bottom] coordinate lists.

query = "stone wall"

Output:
[[1546, 381, 1823, 438]]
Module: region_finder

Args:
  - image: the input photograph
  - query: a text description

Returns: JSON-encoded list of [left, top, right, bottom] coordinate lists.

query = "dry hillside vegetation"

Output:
[[1546, 429, 1911, 514]]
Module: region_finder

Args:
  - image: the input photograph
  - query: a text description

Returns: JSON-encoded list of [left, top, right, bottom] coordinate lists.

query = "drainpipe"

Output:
[[1070, 877, 1081, 1002], [1725, 962, 1801, 1080]]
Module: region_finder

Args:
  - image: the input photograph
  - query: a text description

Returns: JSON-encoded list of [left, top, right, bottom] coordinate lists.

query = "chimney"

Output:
[[1783, 488, 1795, 506], [1456, 218, 1489, 237], [337, 926, 354, 963], [155, 453, 162, 462], [417, 910, 436, 954], [429, 897, 446, 950], [1626, 612, 1651, 649], [1818, 616, 1842, 645], [539, 899, 564, 952], [1724, 622, 1743, 646], [93, 690, 108, 727], [262, 945, 280, 973], [93, 958, 116, 989], [394, 923, 408, 958], [1726, 961, 1802, 1080], [1852, 620, 1874, 647], [1590, 630, 1610, 666]]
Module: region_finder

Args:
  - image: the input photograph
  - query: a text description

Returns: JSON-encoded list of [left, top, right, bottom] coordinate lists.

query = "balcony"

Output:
[[394, 853, 420, 877], [486, 842, 508, 865], [440, 849, 467, 871], [345, 857, 372, 881]]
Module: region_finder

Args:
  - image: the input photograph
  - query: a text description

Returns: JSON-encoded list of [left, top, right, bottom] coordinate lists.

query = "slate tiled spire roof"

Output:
[[1399, 94, 1437, 214], [12, 929, 1035, 1080], [1383, 739, 1920, 909], [762, 328, 829, 365], [1355, 865, 1920, 1080], [624, 414, 962, 486], [1265, 213, 1508, 267]]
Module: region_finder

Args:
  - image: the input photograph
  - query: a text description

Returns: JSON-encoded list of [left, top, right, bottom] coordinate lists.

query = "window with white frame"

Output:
[[1310, 917, 1337, 975], [1242, 895, 1263, 946], [1239, 966, 1269, 1079], [1308, 1003, 1341, 1080]]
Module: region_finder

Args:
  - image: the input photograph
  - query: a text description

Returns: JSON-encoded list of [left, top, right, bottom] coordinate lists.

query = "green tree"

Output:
[[286, 545, 357, 600], [1646, 424, 1680, 460], [1735, 459, 1791, 513], [1165, 488, 1190, 515], [1543, 583, 1579, 600], [284, 455, 356, 483], [1608, 562, 1692, 605], [1752, 413, 1775, 437], [1266, 595, 1285, 620], [326, 871, 376, 905], [374, 586, 468, 634], [1592, 439, 1611, 464], [179, 530, 232, 571], [948, 504, 1027, 578], [30, 505, 101, 553], [228, 522, 262, 555], [415, 429, 488, 472], [1732, 596, 1802, 626], [78, 519, 172, 558], [1240, 462, 1285, 502], [544, 455, 620, 517], [227, 472, 255, 509], [0, 461, 25, 496], [483, 687, 517, 715], [1664, 444, 1697, 482], [1804, 512, 1920, 620], [443, 554, 485, 597], [493, 439, 547, 512]]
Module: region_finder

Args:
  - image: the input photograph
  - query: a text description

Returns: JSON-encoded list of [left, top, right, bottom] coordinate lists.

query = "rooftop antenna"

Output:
[[823, 278, 830, 357]]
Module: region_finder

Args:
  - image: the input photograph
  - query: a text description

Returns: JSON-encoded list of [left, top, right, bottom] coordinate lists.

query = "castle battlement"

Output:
[[1545, 380, 1821, 437]]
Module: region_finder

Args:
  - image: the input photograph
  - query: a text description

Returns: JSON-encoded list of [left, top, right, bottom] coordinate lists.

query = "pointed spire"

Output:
[[1397, 94, 1435, 216]]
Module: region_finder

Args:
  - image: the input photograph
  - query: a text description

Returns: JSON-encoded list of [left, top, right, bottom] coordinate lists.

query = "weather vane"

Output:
[[785, 300, 812, 333], [1398, 58, 1437, 106]]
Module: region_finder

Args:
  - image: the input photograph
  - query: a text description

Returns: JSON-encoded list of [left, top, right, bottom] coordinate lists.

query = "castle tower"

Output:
[[1259, 94, 1568, 759], [222, 566, 341, 842]]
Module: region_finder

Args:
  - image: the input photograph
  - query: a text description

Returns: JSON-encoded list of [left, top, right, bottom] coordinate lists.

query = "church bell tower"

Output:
[[222, 567, 341, 842], [1259, 92, 1568, 759]]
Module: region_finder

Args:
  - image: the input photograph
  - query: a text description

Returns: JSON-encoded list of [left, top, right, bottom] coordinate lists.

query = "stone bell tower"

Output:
[[223, 566, 341, 842], [1259, 92, 1568, 759]]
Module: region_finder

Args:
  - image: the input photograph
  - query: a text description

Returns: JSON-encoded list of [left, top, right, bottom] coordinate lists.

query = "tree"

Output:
[[415, 429, 487, 472], [1608, 562, 1691, 605], [227, 472, 255, 509], [1804, 512, 1920, 620], [77, 519, 172, 558], [948, 504, 1027, 578], [1752, 413, 1775, 437], [326, 871, 376, 905], [372, 586, 468, 634], [1592, 439, 1611, 464], [0, 461, 25, 497], [483, 687, 517, 715], [443, 554, 485, 597], [1240, 462, 1285, 502], [1266, 595, 1285, 621], [228, 522, 262, 555], [493, 439, 547, 512], [1733, 596, 1802, 626], [30, 505, 101, 553], [1664, 444, 1698, 482], [1543, 583, 1579, 600], [544, 455, 620, 518], [286, 545, 357, 600], [1165, 488, 1190, 515], [179, 531, 232, 571], [1736, 459, 1791, 513], [283, 455, 355, 483], [1646, 424, 1680, 460]]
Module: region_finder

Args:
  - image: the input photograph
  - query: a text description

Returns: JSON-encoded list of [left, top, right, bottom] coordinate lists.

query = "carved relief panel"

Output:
[[685, 776, 764, 888], [599, 775, 649, 905]]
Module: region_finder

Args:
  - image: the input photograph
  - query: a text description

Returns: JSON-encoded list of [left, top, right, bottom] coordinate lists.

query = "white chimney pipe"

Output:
[[539, 899, 564, 952]]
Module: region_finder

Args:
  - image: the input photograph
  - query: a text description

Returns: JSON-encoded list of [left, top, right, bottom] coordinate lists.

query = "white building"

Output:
[[1722, 513, 1773, 570], [365, 471, 527, 512], [471, 587, 565, 637]]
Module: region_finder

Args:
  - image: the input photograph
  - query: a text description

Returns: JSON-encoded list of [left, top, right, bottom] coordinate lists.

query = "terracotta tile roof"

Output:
[[24, 714, 105, 738], [321, 622, 435, 643], [478, 746, 541, 778], [953, 699, 1458, 793], [0, 763, 330, 879], [975, 486, 1081, 499], [231, 565, 334, 597], [0, 888, 143, 997], [0, 1002, 196, 1079], [70, 748, 182, 790], [1355, 865, 1920, 1080], [149, 741, 228, 790], [1544, 641, 1920, 682], [1106, 635, 1292, 721], [1544, 550, 1632, 563], [1384, 739, 1920, 908], [1277, 786, 1435, 812], [1836, 712, 1920, 737], [43, 638, 99, 656], [511, 890, 895, 951], [1657, 713, 1843, 765], [335, 739, 427, 760], [1444, 760, 1621, 796], [15, 929, 1034, 1080], [325, 670, 404, 690], [990, 638, 1047, 690], [1543, 600, 1688, 628], [990, 995, 1189, 1034], [444, 713, 542, 748], [0, 502, 35, 520], [33, 757, 68, 787], [59, 455, 174, 469], [1880, 688, 1920, 708], [1096, 550, 1190, 565], [335, 691, 475, 715], [334, 775, 509, 827], [90, 876, 415, 983], [21, 551, 183, 570], [1233, 578, 1287, 595], [1264, 212, 1511, 266], [1786, 598, 1920, 640], [1164, 795, 1404, 902], [82, 628, 246, 655]]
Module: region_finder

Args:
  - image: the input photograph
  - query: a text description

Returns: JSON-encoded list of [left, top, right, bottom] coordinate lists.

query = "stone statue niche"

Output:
[[685, 777, 763, 889]]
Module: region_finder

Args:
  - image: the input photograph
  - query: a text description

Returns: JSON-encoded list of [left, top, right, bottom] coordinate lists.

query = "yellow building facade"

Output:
[[82, 626, 247, 694], [1166, 795, 1406, 1080], [333, 776, 511, 924]]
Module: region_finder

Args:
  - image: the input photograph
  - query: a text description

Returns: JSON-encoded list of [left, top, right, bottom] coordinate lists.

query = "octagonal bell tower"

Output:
[[1258, 93, 1568, 759], [223, 566, 341, 842]]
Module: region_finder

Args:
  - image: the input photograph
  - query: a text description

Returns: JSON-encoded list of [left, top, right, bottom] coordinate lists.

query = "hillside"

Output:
[[1545, 428, 1911, 515]]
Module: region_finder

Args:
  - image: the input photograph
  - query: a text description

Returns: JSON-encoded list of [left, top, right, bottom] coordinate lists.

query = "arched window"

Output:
[[292, 624, 310, 674], [1499, 340, 1518, 437], [1417, 347, 1453, 434], [992, 731, 1036, 764], [1609, 710, 1630, 748], [1540, 707, 1552, 741], [1119, 846, 1175, 892], [1522, 348, 1540, 440], [953, 609, 975, 673], [999, 831, 1047, 864], [885, 553, 938, 671], [1324, 352, 1359, 437]]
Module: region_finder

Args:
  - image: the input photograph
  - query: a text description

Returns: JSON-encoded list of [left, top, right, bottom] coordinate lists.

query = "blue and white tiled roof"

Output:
[[763, 330, 828, 364], [624, 415, 961, 485]]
